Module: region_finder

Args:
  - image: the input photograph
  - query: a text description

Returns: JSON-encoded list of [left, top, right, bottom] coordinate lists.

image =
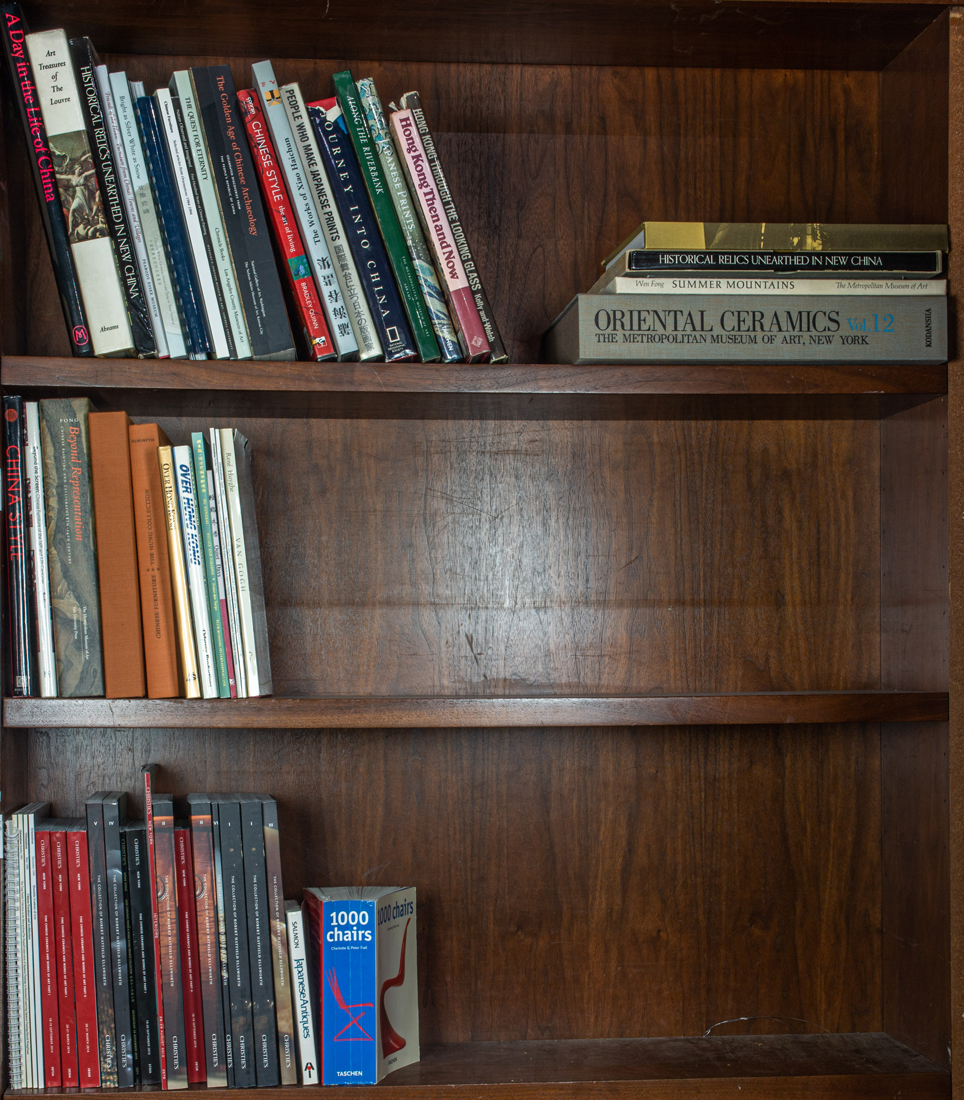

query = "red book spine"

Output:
[[51, 830, 78, 1086], [142, 767, 168, 1089], [36, 828, 62, 1085], [236, 88, 335, 362], [175, 826, 206, 1083], [66, 826, 100, 1087]]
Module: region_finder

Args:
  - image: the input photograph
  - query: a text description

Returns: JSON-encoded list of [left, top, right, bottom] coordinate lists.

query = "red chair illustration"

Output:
[[326, 968, 374, 1041], [379, 918, 411, 1057]]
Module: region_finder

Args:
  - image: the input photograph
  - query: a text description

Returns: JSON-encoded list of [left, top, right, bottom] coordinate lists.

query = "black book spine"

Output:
[[191, 65, 295, 361], [85, 793, 117, 1087], [0, 5, 92, 355], [240, 798, 279, 1086], [4, 396, 37, 697], [218, 798, 256, 1087], [102, 793, 134, 1086], [68, 37, 156, 357], [624, 248, 944, 275], [308, 101, 416, 362], [119, 825, 140, 1083], [210, 800, 235, 1087], [122, 824, 161, 1084]]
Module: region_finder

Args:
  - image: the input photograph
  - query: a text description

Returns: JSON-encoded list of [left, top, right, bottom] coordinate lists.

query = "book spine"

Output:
[[399, 90, 508, 362], [320, 898, 377, 1084], [545, 293, 950, 365], [602, 275, 953, 295], [95, 63, 167, 357], [102, 793, 134, 1086], [175, 70, 253, 358], [141, 766, 169, 1089], [173, 445, 218, 697], [285, 903, 318, 1084], [281, 81, 382, 361], [210, 800, 235, 1086], [211, 427, 246, 697], [157, 86, 228, 358], [112, 70, 187, 358], [39, 397, 104, 697], [309, 99, 417, 361], [158, 445, 201, 698], [66, 824, 100, 1086], [218, 799, 256, 1088], [358, 78, 461, 362], [232, 430, 273, 696], [85, 795, 116, 1086], [111, 72, 185, 356], [153, 794, 188, 1089], [29, 808, 48, 1089], [624, 248, 944, 274], [123, 825, 161, 1084], [207, 464, 238, 698], [192, 433, 233, 696], [5, 820, 24, 1089], [119, 828, 141, 1082], [251, 62, 356, 360], [192, 65, 295, 360], [240, 798, 279, 1086], [129, 423, 180, 698], [135, 94, 210, 357], [220, 429, 261, 694], [15, 811, 35, 1087], [50, 829, 78, 1086], [175, 826, 206, 1083], [390, 108, 489, 362], [261, 799, 296, 1084], [188, 797, 229, 1087], [4, 396, 37, 696], [236, 87, 336, 363], [36, 827, 61, 1086], [69, 38, 155, 356], [88, 410, 146, 698], [332, 71, 439, 362], [0, 4, 92, 354], [23, 28, 134, 357], [23, 402, 57, 696]]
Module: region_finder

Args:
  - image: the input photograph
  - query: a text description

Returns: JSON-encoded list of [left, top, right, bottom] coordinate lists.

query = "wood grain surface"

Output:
[[15, 724, 881, 1042]]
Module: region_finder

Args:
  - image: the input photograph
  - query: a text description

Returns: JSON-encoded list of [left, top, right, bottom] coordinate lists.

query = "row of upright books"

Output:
[[1, 3, 506, 363], [544, 221, 949, 364], [3, 396, 270, 699], [5, 772, 420, 1090]]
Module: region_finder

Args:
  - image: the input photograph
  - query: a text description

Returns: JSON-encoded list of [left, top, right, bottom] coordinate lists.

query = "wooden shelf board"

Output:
[[3, 691, 948, 729], [4, 1034, 948, 1098]]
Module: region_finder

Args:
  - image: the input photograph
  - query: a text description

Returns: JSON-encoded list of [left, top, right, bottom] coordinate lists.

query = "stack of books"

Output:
[[4, 773, 419, 1090], [2, 396, 271, 699], [1, 3, 506, 363], [544, 221, 949, 364]]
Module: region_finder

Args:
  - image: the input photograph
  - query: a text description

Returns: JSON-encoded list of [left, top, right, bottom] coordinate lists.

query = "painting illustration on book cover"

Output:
[[51, 131, 107, 242], [380, 917, 411, 1056]]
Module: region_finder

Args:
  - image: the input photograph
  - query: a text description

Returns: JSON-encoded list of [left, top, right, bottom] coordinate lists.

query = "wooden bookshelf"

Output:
[[0, 0, 958, 1097]]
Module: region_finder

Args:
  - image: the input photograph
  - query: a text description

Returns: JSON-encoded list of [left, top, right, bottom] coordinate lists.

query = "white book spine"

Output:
[[281, 81, 382, 361], [111, 72, 188, 358], [220, 428, 260, 694], [210, 429, 247, 697], [6, 818, 23, 1090], [252, 60, 358, 360], [95, 65, 168, 358], [28, 812, 44, 1087], [155, 87, 230, 359], [23, 404, 57, 697], [173, 446, 219, 698], [14, 813, 30, 1087], [285, 904, 318, 1085], [603, 275, 951, 296], [173, 71, 253, 359], [24, 29, 134, 358]]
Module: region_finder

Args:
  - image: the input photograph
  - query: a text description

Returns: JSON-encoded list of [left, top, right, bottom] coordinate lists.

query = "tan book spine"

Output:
[[157, 445, 199, 698], [129, 424, 179, 699], [88, 411, 146, 698]]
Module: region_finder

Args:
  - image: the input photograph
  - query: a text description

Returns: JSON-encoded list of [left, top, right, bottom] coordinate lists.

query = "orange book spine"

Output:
[[89, 410, 146, 697], [128, 423, 179, 698]]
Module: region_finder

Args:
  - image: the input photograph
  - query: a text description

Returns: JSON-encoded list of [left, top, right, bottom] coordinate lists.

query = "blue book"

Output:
[[308, 99, 416, 362], [135, 95, 210, 356]]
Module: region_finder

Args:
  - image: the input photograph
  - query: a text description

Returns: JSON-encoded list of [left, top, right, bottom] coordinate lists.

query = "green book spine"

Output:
[[191, 433, 231, 698], [38, 398, 104, 697], [357, 77, 462, 363], [332, 70, 441, 363]]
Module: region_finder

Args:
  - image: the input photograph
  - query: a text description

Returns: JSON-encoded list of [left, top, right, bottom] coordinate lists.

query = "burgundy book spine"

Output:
[[51, 828, 78, 1085], [37, 827, 62, 1085], [66, 824, 100, 1087], [142, 766, 169, 1088], [175, 825, 206, 1083]]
